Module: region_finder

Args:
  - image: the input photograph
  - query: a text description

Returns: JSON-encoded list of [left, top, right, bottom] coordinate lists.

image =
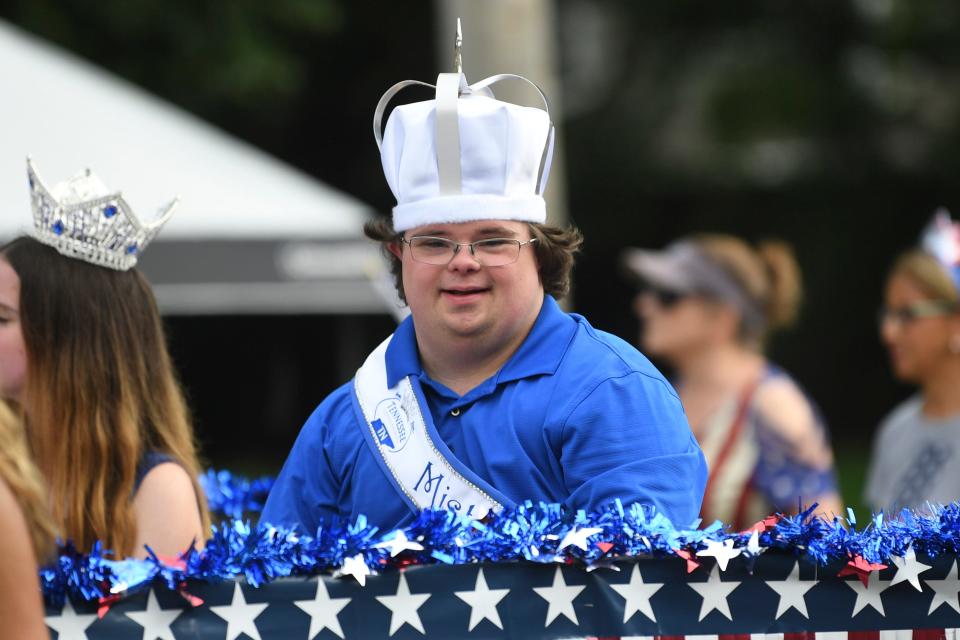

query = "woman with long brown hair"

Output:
[[866, 211, 960, 512], [624, 234, 843, 528], [0, 159, 209, 558], [0, 401, 57, 639]]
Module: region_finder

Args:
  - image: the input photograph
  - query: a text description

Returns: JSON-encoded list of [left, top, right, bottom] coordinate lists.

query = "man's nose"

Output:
[[447, 244, 481, 271]]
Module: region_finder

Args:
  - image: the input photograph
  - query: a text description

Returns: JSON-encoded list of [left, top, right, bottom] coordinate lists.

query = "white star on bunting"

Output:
[[927, 559, 960, 615], [293, 578, 352, 639], [209, 582, 269, 640], [375, 572, 431, 636], [454, 568, 510, 631], [44, 599, 98, 640], [696, 538, 742, 571], [845, 570, 887, 617], [533, 566, 586, 627], [374, 530, 424, 557], [338, 553, 370, 586], [765, 561, 815, 619], [124, 589, 183, 640], [687, 564, 742, 621], [609, 563, 664, 623], [557, 526, 604, 552], [889, 545, 932, 592]]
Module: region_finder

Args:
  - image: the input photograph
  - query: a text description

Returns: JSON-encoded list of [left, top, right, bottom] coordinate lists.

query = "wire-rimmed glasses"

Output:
[[877, 299, 958, 329], [401, 236, 538, 266]]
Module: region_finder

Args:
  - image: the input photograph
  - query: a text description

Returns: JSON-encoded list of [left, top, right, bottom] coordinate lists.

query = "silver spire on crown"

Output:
[[454, 18, 463, 74]]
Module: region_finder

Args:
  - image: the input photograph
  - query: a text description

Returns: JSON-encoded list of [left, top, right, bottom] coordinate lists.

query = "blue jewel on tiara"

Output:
[[26, 157, 179, 271]]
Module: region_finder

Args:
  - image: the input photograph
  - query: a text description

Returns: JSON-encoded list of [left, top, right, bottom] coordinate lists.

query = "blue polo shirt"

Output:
[[261, 296, 706, 533]]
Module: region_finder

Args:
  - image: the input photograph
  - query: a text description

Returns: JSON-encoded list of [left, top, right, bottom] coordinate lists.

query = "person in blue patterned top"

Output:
[[625, 234, 842, 528]]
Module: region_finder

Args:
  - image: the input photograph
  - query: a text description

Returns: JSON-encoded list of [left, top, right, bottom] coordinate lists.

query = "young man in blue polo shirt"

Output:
[[261, 59, 707, 533]]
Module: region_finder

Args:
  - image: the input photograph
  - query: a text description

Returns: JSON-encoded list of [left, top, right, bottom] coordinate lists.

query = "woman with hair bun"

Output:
[[624, 234, 842, 528], [866, 211, 960, 513]]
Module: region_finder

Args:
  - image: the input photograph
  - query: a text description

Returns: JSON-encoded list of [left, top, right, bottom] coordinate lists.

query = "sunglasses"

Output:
[[642, 286, 689, 308]]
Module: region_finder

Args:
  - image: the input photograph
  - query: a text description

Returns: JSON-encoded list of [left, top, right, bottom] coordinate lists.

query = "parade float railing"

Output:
[[40, 471, 960, 639]]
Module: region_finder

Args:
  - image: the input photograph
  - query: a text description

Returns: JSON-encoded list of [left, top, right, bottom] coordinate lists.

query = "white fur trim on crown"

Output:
[[392, 194, 546, 232]]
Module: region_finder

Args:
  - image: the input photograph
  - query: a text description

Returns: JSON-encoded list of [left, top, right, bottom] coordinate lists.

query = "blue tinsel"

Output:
[[39, 472, 960, 606], [199, 469, 274, 520]]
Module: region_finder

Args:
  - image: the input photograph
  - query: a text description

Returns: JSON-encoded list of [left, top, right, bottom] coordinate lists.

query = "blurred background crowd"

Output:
[[3, 0, 960, 518]]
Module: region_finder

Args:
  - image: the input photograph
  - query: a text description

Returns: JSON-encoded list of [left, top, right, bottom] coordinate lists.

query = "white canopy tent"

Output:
[[0, 20, 393, 315]]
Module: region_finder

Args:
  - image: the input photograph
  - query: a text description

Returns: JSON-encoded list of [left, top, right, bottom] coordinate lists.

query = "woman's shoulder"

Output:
[[135, 460, 195, 494], [0, 478, 48, 638], [0, 478, 30, 537], [134, 451, 177, 492], [875, 395, 924, 440], [132, 462, 205, 557], [751, 365, 824, 441], [134, 453, 197, 504], [753, 367, 816, 417]]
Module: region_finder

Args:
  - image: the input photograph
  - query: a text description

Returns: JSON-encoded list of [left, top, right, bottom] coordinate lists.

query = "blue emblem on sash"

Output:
[[372, 419, 394, 450]]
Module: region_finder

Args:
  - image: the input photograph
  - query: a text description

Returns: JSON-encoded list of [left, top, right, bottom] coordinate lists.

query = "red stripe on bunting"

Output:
[[588, 630, 948, 640]]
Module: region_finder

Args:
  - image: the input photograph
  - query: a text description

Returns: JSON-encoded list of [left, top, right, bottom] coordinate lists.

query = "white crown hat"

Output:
[[373, 23, 555, 233], [920, 207, 960, 292], [27, 158, 178, 271]]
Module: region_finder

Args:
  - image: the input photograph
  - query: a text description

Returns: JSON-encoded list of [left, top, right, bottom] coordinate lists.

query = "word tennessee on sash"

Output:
[[353, 336, 506, 519]]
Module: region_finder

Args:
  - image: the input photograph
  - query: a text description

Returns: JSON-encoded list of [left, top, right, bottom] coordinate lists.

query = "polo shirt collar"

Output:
[[496, 295, 576, 384], [384, 295, 577, 389]]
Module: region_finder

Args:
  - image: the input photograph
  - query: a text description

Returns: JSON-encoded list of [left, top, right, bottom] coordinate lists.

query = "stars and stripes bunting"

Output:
[[43, 554, 960, 639]]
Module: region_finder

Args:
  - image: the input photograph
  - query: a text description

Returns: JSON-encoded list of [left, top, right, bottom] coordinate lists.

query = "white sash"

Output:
[[353, 336, 504, 520]]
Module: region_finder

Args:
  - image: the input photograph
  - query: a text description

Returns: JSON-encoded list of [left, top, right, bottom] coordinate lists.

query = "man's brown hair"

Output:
[[363, 218, 583, 303]]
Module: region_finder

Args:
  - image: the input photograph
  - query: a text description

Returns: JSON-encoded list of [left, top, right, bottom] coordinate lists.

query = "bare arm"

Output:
[[754, 378, 845, 520], [0, 480, 48, 639], [132, 462, 205, 559]]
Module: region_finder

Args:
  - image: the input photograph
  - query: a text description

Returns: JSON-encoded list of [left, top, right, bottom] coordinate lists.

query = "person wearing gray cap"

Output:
[[624, 234, 842, 528]]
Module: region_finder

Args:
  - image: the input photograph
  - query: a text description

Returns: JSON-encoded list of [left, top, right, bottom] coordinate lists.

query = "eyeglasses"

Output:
[[401, 236, 538, 266], [877, 300, 958, 328]]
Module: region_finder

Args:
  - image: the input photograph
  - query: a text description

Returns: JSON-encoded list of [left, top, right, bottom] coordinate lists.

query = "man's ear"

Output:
[[387, 240, 402, 259]]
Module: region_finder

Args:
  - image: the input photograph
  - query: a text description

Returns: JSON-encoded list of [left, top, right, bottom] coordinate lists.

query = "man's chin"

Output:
[[440, 313, 490, 339]]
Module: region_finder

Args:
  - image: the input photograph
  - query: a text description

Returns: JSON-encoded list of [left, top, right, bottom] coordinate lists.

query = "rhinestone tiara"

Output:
[[27, 157, 178, 271]]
